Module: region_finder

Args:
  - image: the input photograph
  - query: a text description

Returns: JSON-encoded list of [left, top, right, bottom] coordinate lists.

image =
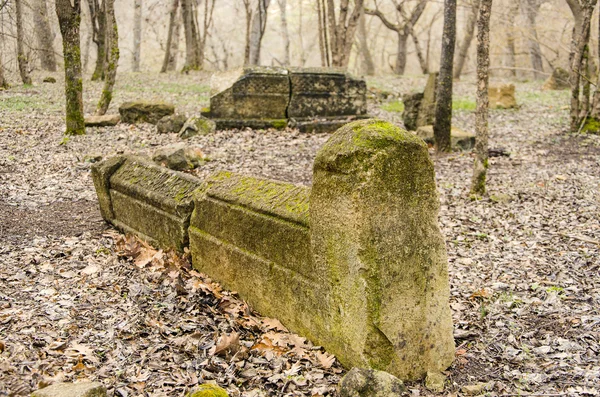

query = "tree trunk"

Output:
[[243, 0, 252, 65], [470, 0, 492, 196], [454, 0, 479, 79], [33, 0, 57, 72], [56, 0, 85, 135], [357, 12, 375, 75], [181, 0, 201, 71], [82, 0, 93, 73], [394, 33, 408, 74], [434, 0, 457, 153], [15, 0, 32, 85], [278, 0, 290, 65], [248, 0, 271, 66], [317, 0, 329, 66], [161, 0, 180, 73], [89, 0, 107, 81], [325, 0, 364, 68], [521, 0, 544, 79], [96, 0, 119, 115], [0, 51, 9, 90], [410, 31, 429, 74], [505, 1, 519, 77], [132, 0, 142, 72], [298, 0, 307, 66]]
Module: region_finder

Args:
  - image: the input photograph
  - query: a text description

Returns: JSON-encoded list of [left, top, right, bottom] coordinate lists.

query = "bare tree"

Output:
[[132, 0, 142, 72], [454, 0, 479, 79], [95, 0, 118, 115], [277, 0, 290, 65], [242, 0, 253, 64], [357, 12, 375, 75], [181, 0, 215, 71], [247, 0, 271, 65], [365, 0, 427, 74], [434, 0, 457, 152], [88, 0, 107, 80], [15, 0, 31, 85], [56, 0, 85, 135], [32, 0, 57, 72], [504, 1, 519, 77], [161, 0, 180, 72], [0, 50, 9, 89], [471, 0, 492, 196], [316, 0, 329, 66], [521, 0, 544, 79], [321, 0, 364, 68]]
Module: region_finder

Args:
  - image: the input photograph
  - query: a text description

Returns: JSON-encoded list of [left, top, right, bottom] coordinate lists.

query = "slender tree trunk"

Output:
[[96, 0, 119, 115], [591, 18, 600, 118], [15, 0, 32, 85], [181, 0, 201, 70], [434, 0, 457, 153], [325, 0, 364, 68], [581, 45, 590, 117], [56, 0, 85, 135], [248, 0, 271, 66], [33, 0, 57, 72], [132, 0, 142, 72], [298, 1, 307, 66], [471, 0, 492, 196], [454, 0, 479, 79], [90, 0, 107, 81], [395, 33, 409, 74], [0, 51, 9, 90], [410, 30, 429, 73], [243, 0, 252, 65], [358, 12, 375, 75], [505, 2, 519, 77], [161, 0, 180, 73], [317, 0, 329, 66], [82, 1, 93, 73], [278, 0, 290, 65], [521, 0, 544, 79]]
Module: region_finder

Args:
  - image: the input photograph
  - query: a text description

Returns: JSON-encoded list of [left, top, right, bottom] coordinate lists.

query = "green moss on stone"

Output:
[[581, 117, 600, 134], [187, 384, 229, 397], [270, 119, 288, 129]]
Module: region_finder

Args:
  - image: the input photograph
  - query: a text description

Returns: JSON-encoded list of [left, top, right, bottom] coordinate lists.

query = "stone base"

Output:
[[212, 116, 371, 133], [415, 125, 476, 150]]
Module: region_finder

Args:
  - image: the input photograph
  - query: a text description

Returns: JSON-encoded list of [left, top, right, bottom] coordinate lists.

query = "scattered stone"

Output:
[[488, 84, 517, 109], [42, 77, 56, 83], [187, 384, 229, 397], [31, 382, 106, 397], [425, 371, 446, 393], [157, 114, 188, 134], [119, 101, 175, 125], [461, 382, 489, 395], [84, 114, 121, 127], [543, 67, 570, 90], [153, 142, 206, 171], [179, 115, 216, 138], [415, 125, 476, 150], [338, 368, 406, 397]]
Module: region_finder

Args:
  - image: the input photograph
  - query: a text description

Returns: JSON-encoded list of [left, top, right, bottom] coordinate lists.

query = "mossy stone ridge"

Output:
[[187, 384, 229, 397]]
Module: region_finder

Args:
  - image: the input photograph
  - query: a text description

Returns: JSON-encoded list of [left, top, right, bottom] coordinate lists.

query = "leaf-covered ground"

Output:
[[0, 71, 599, 396]]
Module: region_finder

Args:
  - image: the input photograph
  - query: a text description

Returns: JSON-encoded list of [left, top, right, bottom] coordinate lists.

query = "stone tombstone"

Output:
[[543, 67, 570, 90], [310, 119, 454, 379], [119, 101, 175, 124], [401, 92, 424, 131], [488, 84, 517, 109], [402, 73, 437, 131]]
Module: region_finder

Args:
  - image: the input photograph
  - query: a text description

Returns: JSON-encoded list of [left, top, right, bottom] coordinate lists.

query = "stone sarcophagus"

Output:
[[92, 120, 454, 381], [204, 67, 369, 133]]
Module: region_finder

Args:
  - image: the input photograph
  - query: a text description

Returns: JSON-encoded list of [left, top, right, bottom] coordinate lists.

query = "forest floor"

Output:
[[0, 71, 599, 397]]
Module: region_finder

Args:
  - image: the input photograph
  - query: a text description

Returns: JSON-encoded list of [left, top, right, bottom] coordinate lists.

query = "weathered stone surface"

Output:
[[85, 114, 121, 127], [179, 115, 216, 138], [416, 125, 476, 150], [311, 119, 454, 379], [401, 92, 423, 131], [288, 67, 367, 118], [338, 368, 406, 397], [119, 101, 175, 124], [31, 382, 106, 397], [543, 67, 570, 90], [42, 77, 57, 83], [187, 384, 229, 397], [416, 72, 438, 127], [153, 143, 205, 171], [157, 114, 187, 134], [425, 371, 446, 392], [488, 84, 517, 109], [91, 155, 126, 221]]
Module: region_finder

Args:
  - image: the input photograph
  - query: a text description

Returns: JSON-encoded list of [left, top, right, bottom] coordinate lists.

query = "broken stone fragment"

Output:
[[415, 125, 476, 150], [338, 368, 406, 397], [401, 92, 423, 131], [119, 101, 175, 124], [153, 142, 205, 171], [186, 384, 229, 397], [84, 114, 121, 127], [425, 371, 446, 392], [179, 115, 216, 139], [461, 382, 491, 395], [488, 84, 517, 109], [31, 382, 106, 397], [156, 114, 188, 134]]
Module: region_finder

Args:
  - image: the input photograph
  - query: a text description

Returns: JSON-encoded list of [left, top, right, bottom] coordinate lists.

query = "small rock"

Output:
[[85, 114, 121, 127], [43, 77, 56, 83], [157, 114, 188, 134], [338, 367, 406, 397], [425, 371, 446, 392], [153, 142, 205, 171], [119, 101, 175, 125], [187, 383, 229, 397], [461, 382, 488, 395], [179, 115, 216, 139], [31, 382, 106, 397]]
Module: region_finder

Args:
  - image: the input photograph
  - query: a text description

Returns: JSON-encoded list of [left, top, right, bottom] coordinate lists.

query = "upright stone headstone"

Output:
[[488, 84, 517, 109], [310, 119, 455, 380], [416, 72, 438, 127], [542, 67, 570, 90]]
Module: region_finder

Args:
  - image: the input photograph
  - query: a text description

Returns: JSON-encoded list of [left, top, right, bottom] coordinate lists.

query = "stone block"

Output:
[[338, 368, 406, 397], [85, 114, 121, 127], [157, 114, 187, 134], [310, 119, 454, 380], [488, 84, 517, 109], [91, 155, 126, 221], [31, 382, 106, 397], [415, 125, 476, 150], [401, 92, 423, 131], [416, 72, 438, 127], [153, 143, 205, 171], [119, 101, 175, 124], [179, 115, 216, 138], [543, 67, 570, 90]]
